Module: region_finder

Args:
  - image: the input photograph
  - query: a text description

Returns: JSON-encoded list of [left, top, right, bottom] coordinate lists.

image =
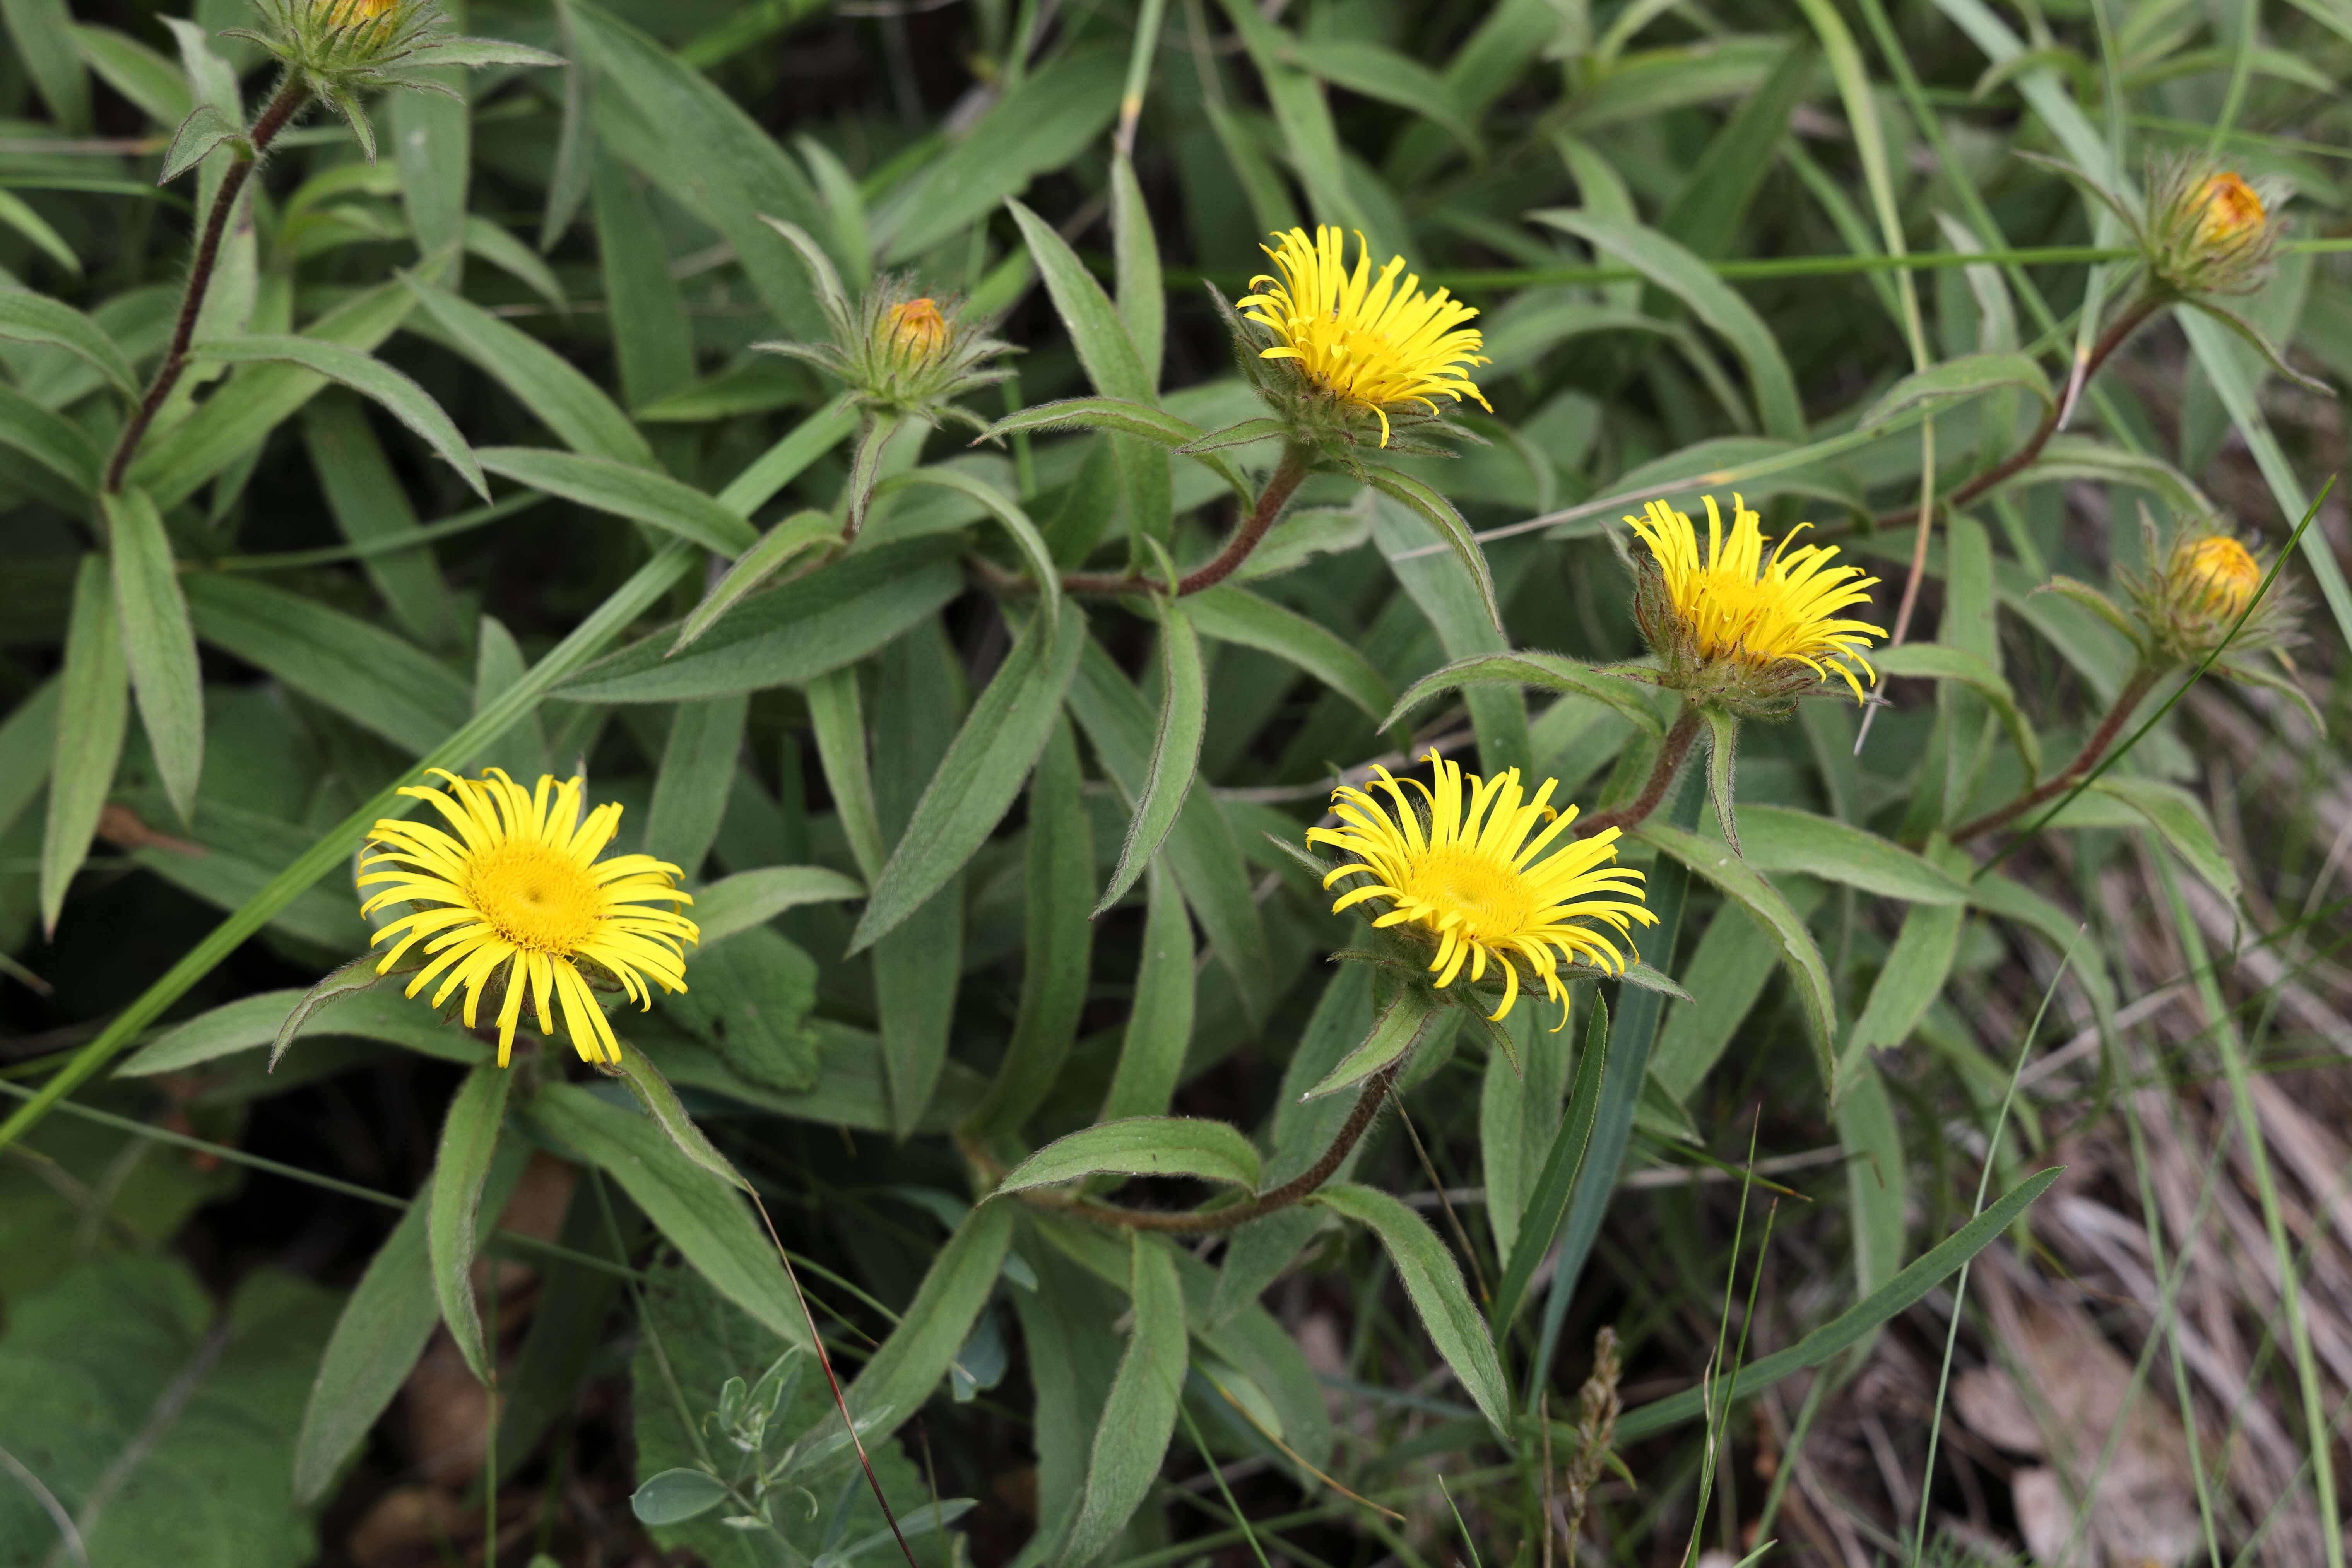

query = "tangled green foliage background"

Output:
[[1, 0, 2350, 1563]]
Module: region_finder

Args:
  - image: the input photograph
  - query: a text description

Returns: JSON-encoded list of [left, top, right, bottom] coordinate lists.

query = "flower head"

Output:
[[359, 769, 698, 1065], [1307, 752, 1652, 1029], [2118, 516, 2301, 671], [761, 265, 1012, 426], [1623, 494, 1885, 714], [1237, 226, 1491, 447], [226, 0, 558, 163], [2141, 156, 2287, 297]]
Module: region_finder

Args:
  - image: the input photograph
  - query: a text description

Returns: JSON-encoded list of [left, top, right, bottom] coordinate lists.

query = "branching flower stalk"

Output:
[[1947, 662, 2163, 842], [1575, 705, 1703, 839], [101, 74, 310, 495]]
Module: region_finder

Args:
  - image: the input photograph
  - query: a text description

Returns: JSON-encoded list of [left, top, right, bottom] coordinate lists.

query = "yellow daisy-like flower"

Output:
[[1238, 225, 1492, 445], [1307, 752, 1653, 1029], [887, 296, 949, 364], [1625, 494, 1887, 704], [358, 769, 698, 1065]]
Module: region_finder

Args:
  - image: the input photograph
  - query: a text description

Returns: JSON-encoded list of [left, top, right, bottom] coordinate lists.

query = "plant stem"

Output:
[[1862, 291, 2160, 533], [1948, 661, 2164, 841], [1576, 705, 1702, 839], [1057, 440, 1314, 598], [101, 72, 309, 496], [1008, 1062, 1398, 1235]]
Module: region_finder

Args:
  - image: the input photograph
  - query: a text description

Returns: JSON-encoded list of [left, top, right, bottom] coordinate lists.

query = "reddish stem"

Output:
[[1949, 662, 2162, 842], [1576, 706, 1702, 839], [102, 74, 308, 496]]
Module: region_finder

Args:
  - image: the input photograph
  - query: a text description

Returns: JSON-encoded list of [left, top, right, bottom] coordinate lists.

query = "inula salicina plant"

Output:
[[2, 0, 2350, 1563]]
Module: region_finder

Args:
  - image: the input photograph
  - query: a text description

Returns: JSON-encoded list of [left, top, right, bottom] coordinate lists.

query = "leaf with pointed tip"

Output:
[[875, 466, 1060, 629], [193, 335, 488, 500], [41, 556, 127, 938], [1185, 584, 1389, 719], [692, 865, 866, 949], [393, 36, 568, 69], [1094, 595, 1206, 915], [159, 101, 243, 183], [1871, 643, 2041, 782], [271, 954, 398, 1069], [428, 1064, 511, 1385], [103, 488, 203, 822], [1701, 707, 1740, 853], [1854, 349, 2054, 429], [1312, 1182, 1510, 1436], [1361, 467, 1503, 634], [997, 1117, 1263, 1194], [477, 447, 755, 556], [1386, 650, 1663, 738], [756, 214, 850, 326], [608, 1038, 748, 1190], [1300, 987, 1442, 1101], [672, 511, 839, 652], [0, 289, 138, 398]]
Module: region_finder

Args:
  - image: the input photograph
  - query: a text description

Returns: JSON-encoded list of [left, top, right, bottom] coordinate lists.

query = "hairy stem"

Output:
[[1576, 705, 1702, 839], [996, 1062, 1399, 1235], [1949, 661, 2164, 842], [101, 73, 309, 496], [1057, 440, 1314, 598]]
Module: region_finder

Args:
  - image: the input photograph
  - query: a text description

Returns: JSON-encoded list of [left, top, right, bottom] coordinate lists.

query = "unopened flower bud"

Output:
[[2191, 172, 2265, 251], [2176, 533, 2261, 620], [888, 297, 950, 364]]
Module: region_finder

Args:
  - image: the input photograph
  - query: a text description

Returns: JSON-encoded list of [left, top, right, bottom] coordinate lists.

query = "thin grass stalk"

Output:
[[2153, 853, 2343, 1568]]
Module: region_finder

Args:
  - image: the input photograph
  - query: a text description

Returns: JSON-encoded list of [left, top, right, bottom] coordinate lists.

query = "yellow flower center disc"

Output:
[[469, 842, 603, 953]]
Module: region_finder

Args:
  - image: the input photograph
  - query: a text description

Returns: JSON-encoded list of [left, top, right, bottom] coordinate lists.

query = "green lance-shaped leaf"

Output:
[[1286, 37, 1480, 155], [103, 488, 204, 822], [641, 693, 746, 877], [1613, 1167, 2062, 1439], [672, 510, 839, 652], [1312, 1182, 1511, 1436], [1097, 861, 1197, 1123], [0, 678, 58, 847], [1387, 652, 1667, 741], [526, 1082, 814, 1351], [1061, 1234, 1189, 1566], [0, 379, 102, 492], [1066, 637, 1268, 1022], [403, 276, 657, 469], [1185, 583, 1391, 720], [874, 466, 1061, 630], [133, 275, 429, 511], [428, 1064, 512, 1385], [1110, 152, 1164, 390], [0, 287, 137, 398], [270, 953, 399, 1070], [1095, 594, 1207, 915], [477, 446, 756, 556], [1637, 819, 1838, 1100], [1363, 467, 1504, 637], [41, 555, 128, 937], [556, 535, 964, 705], [2089, 776, 2242, 906], [963, 717, 1095, 1139], [691, 865, 866, 949], [972, 395, 1253, 509], [806, 665, 887, 885], [997, 1117, 1263, 1194], [192, 335, 488, 501], [1300, 985, 1444, 1101], [830, 1200, 1014, 1445], [851, 601, 1087, 951], [1529, 210, 1805, 441], [609, 1037, 748, 1190], [290, 1174, 446, 1501], [1848, 894, 1964, 1060], [1872, 643, 2042, 783], [1854, 349, 2055, 431], [1701, 707, 1740, 853], [1488, 995, 1609, 1331], [1731, 804, 1968, 905], [185, 574, 471, 756]]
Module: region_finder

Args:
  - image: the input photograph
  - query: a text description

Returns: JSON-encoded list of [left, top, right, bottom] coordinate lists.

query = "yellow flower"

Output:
[[358, 769, 698, 1065], [2191, 172, 2265, 251], [888, 296, 949, 364], [2176, 532, 2261, 619], [1307, 752, 1652, 1028], [316, 0, 399, 24], [1238, 226, 1491, 445], [1625, 494, 1886, 704]]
